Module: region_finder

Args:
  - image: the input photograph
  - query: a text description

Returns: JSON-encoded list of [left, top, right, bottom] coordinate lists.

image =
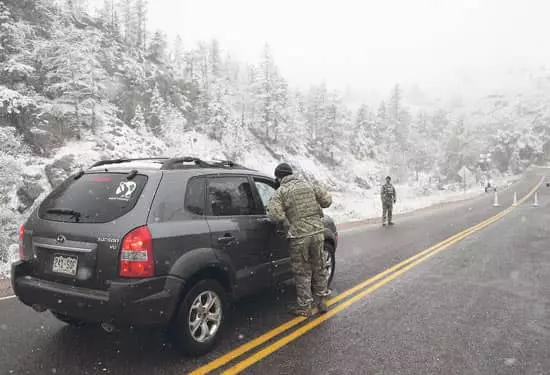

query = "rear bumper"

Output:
[[11, 260, 183, 326]]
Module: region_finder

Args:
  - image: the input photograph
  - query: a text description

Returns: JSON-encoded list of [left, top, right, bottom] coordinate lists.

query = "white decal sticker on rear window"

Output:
[[109, 181, 137, 201]]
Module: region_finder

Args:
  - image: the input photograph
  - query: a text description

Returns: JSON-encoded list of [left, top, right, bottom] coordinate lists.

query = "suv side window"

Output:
[[207, 176, 257, 216], [253, 178, 278, 214], [149, 175, 206, 222], [185, 177, 207, 216]]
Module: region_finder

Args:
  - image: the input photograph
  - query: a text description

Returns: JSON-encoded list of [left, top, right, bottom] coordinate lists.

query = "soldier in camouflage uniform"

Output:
[[268, 163, 333, 317], [381, 176, 397, 226]]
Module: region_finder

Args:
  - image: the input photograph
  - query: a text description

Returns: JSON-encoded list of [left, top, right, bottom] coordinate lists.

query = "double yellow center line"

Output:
[[191, 176, 544, 375]]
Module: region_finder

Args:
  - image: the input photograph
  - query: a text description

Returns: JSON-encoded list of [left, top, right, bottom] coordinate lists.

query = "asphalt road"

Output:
[[0, 169, 548, 375]]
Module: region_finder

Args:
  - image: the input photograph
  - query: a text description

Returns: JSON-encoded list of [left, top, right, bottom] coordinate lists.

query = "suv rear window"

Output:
[[39, 173, 148, 223]]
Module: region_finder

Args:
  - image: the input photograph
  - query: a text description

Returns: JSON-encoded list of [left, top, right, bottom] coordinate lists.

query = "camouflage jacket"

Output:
[[268, 175, 332, 239], [381, 182, 396, 203]]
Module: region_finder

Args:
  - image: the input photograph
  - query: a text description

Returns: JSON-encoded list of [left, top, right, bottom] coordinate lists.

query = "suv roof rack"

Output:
[[161, 157, 251, 170], [89, 157, 170, 169], [160, 157, 213, 170], [209, 159, 249, 169], [88, 157, 252, 171]]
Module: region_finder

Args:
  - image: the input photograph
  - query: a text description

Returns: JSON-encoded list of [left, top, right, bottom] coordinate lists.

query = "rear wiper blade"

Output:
[[45, 208, 82, 218]]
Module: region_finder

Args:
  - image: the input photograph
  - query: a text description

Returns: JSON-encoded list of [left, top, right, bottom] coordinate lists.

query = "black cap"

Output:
[[386, 176, 391, 180], [275, 163, 293, 179]]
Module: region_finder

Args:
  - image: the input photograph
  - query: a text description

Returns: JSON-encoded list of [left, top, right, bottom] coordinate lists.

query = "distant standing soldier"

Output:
[[268, 163, 333, 317], [381, 176, 396, 226]]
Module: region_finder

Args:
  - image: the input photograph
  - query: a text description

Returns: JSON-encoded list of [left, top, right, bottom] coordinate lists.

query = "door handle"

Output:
[[218, 235, 236, 244], [257, 217, 273, 224]]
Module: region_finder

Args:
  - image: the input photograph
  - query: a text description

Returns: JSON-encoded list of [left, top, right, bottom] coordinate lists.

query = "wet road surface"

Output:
[[0, 169, 548, 375]]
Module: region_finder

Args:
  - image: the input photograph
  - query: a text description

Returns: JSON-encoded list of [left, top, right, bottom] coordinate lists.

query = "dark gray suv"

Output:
[[11, 157, 338, 356]]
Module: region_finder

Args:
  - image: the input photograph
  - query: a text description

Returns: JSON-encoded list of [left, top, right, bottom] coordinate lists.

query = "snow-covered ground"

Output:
[[325, 175, 519, 223]]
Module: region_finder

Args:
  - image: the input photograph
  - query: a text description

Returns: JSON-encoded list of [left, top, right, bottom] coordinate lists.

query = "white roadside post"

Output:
[[533, 191, 540, 207]]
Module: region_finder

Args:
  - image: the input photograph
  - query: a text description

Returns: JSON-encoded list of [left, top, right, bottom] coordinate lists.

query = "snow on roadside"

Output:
[[326, 174, 520, 224], [0, 245, 19, 279]]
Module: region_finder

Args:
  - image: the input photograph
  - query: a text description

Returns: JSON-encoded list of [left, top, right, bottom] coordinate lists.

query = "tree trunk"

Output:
[[91, 102, 96, 134]]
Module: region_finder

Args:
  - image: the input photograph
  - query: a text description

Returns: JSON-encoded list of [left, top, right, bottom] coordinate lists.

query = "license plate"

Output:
[[52, 254, 78, 276]]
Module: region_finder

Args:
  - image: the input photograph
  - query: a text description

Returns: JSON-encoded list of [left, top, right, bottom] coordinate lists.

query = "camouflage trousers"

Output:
[[382, 201, 393, 224], [289, 233, 328, 309]]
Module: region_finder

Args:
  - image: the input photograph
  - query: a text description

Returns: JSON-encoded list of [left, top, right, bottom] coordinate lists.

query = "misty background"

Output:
[[91, 0, 550, 103]]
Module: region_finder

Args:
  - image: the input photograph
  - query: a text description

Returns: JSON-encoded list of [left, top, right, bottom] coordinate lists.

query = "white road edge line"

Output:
[[0, 295, 15, 301]]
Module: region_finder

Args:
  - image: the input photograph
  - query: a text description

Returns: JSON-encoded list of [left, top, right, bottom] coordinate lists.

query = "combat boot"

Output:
[[287, 304, 312, 317], [317, 297, 329, 314]]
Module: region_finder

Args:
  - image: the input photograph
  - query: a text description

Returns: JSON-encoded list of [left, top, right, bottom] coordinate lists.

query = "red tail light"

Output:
[[18, 224, 25, 260], [119, 226, 154, 278]]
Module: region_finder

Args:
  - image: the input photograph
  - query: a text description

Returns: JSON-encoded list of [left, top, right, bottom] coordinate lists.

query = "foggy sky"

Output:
[[96, 0, 550, 99]]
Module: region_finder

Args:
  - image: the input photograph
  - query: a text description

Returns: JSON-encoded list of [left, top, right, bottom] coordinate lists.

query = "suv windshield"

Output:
[[38, 173, 148, 223]]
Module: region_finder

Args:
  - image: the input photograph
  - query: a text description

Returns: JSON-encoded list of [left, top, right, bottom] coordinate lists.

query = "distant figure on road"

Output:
[[485, 179, 496, 193], [268, 163, 332, 317], [381, 176, 397, 226]]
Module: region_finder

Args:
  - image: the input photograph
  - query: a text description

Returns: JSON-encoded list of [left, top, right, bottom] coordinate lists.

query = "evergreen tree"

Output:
[[148, 29, 168, 61], [306, 83, 327, 141], [210, 39, 221, 78], [172, 34, 185, 72], [388, 84, 409, 147], [131, 104, 147, 135], [206, 81, 229, 141], [351, 104, 374, 160], [0, 2, 20, 62], [134, 0, 147, 49], [119, 0, 137, 47], [148, 84, 166, 135]]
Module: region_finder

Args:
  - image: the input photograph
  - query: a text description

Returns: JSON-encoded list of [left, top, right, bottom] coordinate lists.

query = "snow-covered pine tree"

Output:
[[0, 125, 27, 263], [148, 84, 166, 136], [172, 34, 185, 73], [351, 104, 375, 160], [222, 117, 248, 160], [206, 80, 229, 141], [119, 0, 137, 47], [210, 39, 221, 78], [148, 29, 168, 61], [272, 75, 288, 143], [161, 103, 187, 146], [306, 83, 327, 142], [279, 89, 306, 148], [134, 0, 147, 50], [131, 104, 148, 135], [388, 84, 410, 148], [0, 1, 28, 63], [254, 43, 275, 140], [66, 0, 87, 16]]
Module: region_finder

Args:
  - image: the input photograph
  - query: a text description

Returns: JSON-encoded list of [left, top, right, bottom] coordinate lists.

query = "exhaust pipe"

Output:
[[32, 304, 47, 312], [101, 322, 115, 333]]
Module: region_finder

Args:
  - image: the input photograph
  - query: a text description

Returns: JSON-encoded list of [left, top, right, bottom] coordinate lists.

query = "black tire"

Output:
[[172, 279, 227, 357], [324, 242, 336, 287], [51, 311, 89, 327]]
